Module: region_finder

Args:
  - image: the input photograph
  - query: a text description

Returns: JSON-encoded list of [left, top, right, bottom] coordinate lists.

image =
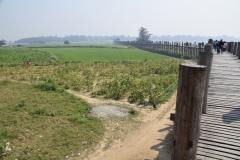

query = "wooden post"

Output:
[[198, 43, 213, 114], [208, 39, 213, 44], [226, 42, 230, 52], [234, 42, 237, 55], [228, 42, 232, 52], [172, 64, 206, 160], [201, 42, 204, 52], [238, 42, 240, 59], [230, 42, 234, 53]]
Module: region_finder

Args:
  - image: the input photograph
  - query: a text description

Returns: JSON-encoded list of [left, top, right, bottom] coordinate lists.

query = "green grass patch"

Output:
[[37, 47, 169, 62], [0, 47, 51, 64], [0, 80, 104, 159]]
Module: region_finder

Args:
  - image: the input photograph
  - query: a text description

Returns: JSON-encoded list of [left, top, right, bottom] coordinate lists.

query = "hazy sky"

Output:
[[1, 0, 240, 41]]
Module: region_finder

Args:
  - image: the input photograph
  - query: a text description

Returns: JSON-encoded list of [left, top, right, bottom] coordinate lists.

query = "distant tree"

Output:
[[64, 40, 70, 44], [0, 39, 6, 46], [136, 27, 152, 43]]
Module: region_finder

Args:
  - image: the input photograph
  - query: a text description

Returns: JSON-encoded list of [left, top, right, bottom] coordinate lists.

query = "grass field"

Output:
[[0, 44, 169, 64], [0, 44, 180, 159], [38, 47, 169, 62], [0, 80, 104, 159], [0, 47, 51, 64]]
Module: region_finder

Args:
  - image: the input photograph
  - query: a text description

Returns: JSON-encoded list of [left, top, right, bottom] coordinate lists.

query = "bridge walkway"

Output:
[[196, 51, 240, 160]]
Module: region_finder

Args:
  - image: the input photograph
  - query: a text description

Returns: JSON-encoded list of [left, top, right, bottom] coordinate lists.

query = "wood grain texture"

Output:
[[172, 64, 206, 160]]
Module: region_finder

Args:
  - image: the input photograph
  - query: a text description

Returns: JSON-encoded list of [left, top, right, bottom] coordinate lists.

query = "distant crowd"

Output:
[[213, 39, 227, 54]]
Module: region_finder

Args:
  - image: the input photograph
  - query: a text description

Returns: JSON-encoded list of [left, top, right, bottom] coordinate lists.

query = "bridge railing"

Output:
[[114, 41, 205, 59], [226, 41, 240, 58]]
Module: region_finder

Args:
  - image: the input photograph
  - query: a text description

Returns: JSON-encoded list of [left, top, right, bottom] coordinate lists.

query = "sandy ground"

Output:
[[67, 90, 176, 160]]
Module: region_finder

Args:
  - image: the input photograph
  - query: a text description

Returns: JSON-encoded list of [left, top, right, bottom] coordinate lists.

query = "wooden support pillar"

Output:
[[234, 42, 237, 55], [208, 39, 213, 44], [201, 42, 204, 52], [191, 43, 193, 58], [238, 42, 240, 59], [198, 43, 213, 114], [230, 42, 234, 53], [172, 64, 206, 160], [228, 42, 232, 52]]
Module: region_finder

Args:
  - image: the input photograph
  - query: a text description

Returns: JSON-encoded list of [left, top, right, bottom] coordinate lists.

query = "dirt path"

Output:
[[67, 90, 176, 160]]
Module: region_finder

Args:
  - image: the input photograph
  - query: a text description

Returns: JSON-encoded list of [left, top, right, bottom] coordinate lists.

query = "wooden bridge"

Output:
[[196, 51, 240, 159], [116, 40, 240, 159]]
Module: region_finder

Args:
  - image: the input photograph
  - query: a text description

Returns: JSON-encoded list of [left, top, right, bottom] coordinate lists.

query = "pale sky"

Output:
[[1, 0, 240, 42]]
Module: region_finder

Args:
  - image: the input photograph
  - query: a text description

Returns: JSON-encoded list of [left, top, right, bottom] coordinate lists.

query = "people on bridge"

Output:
[[216, 41, 221, 54], [219, 39, 224, 54], [213, 40, 218, 51], [222, 41, 227, 52]]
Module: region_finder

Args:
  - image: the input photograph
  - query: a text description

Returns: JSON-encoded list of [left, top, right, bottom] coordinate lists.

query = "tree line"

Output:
[[14, 35, 136, 44]]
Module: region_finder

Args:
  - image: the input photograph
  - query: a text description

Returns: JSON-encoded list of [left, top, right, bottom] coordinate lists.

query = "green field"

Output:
[[0, 44, 180, 159], [0, 80, 104, 160], [0, 44, 169, 64], [38, 47, 169, 62], [0, 47, 51, 64]]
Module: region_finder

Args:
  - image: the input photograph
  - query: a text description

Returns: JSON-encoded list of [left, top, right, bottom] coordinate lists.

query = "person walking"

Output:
[[213, 40, 217, 51], [219, 39, 224, 54], [216, 41, 221, 54], [222, 41, 227, 53]]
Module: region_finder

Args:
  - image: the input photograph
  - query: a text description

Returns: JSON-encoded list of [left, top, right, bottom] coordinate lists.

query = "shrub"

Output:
[[0, 143, 6, 159], [34, 82, 57, 91]]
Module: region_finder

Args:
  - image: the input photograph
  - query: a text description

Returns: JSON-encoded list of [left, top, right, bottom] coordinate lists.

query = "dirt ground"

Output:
[[67, 90, 176, 160]]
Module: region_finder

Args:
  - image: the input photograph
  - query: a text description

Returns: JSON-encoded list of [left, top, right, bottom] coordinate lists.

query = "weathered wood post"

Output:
[[201, 42, 204, 52], [198, 43, 201, 54], [237, 42, 240, 59], [234, 42, 237, 55], [190, 43, 193, 58], [172, 64, 207, 160], [228, 42, 231, 52], [230, 42, 234, 53], [197, 39, 213, 114]]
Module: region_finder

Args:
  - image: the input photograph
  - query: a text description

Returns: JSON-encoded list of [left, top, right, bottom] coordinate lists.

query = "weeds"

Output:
[[34, 82, 57, 91]]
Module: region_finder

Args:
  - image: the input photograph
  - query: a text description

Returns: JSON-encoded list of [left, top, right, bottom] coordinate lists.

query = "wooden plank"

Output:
[[205, 108, 240, 114], [197, 52, 240, 159], [200, 131, 240, 142], [201, 117, 239, 127], [207, 108, 240, 115], [197, 150, 228, 160], [198, 139, 240, 151], [201, 116, 240, 125], [198, 143, 240, 159], [202, 112, 240, 120], [200, 122, 240, 132], [201, 126, 240, 137], [199, 136, 240, 148], [207, 102, 240, 108], [201, 123, 240, 134], [207, 97, 240, 102], [206, 105, 239, 110]]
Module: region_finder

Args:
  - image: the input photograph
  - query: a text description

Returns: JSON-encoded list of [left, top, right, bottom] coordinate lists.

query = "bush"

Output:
[[34, 82, 57, 91], [0, 143, 6, 159]]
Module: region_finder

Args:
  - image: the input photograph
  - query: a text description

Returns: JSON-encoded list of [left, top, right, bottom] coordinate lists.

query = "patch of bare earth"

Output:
[[67, 90, 176, 160]]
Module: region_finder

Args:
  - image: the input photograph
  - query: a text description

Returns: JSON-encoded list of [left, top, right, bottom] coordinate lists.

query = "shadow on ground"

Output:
[[222, 108, 240, 124], [150, 123, 173, 160]]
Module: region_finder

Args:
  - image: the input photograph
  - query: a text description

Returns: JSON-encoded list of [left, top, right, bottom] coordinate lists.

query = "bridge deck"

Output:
[[196, 52, 240, 159]]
